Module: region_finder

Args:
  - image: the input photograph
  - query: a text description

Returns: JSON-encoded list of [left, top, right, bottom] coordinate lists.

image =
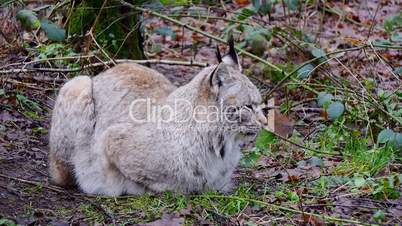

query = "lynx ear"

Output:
[[209, 63, 229, 89], [222, 34, 242, 71], [216, 46, 223, 63]]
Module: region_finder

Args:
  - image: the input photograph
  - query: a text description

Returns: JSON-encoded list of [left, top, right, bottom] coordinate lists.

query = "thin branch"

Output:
[[0, 55, 95, 69], [0, 59, 208, 74], [269, 128, 342, 156]]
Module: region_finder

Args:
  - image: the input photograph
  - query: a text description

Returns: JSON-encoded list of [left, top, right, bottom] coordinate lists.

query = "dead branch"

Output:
[[0, 59, 208, 74]]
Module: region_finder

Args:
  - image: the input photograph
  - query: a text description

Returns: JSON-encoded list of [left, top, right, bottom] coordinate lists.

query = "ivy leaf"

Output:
[[373, 39, 392, 46], [284, 0, 299, 11], [384, 14, 402, 32], [252, 0, 272, 15], [391, 32, 402, 42], [255, 128, 276, 150], [40, 19, 66, 42], [154, 26, 176, 40], [377, 129, 395, 144], [307, 156, 324, 168], [287, 191, 300, 202], [252, 0, 261, 10], [373, 210, 385, 222], [317, 92, 334, 107], [395, 133, 402, 149], [16, 9, 40, 30], [236, 6, 256, 21], [297, 63, 314, 79], [159, 0, 188, 6], [240, 149, 261, 167], [393, 67, 402, 75], [327, 101, 344, 120], [311, 48, 327, 59], [354, 177, 366, 187]]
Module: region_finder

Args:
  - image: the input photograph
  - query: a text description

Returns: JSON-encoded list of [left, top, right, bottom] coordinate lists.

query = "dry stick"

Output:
[[368, 43, 402, 83], [0, 59, 208, 74], [196, 195, 367, 225], [365, 2, 380, 41], [169, 14, 250, 25], [0, 55, 96, 69], [1, 78, 58, 89], [0, 173, 66, 194]]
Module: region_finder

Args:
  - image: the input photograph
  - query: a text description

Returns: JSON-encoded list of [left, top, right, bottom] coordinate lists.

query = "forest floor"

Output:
[[1, 0, 402, 225]]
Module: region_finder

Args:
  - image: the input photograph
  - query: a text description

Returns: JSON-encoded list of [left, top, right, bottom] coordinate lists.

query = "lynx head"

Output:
[[204, 36, 267, 133]]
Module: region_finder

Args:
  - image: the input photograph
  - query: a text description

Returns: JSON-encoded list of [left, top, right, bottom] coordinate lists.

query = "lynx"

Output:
[[49, 39, 267, 196]]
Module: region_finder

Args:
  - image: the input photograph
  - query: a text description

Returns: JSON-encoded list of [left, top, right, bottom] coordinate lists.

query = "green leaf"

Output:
[[0, 89, 5, 96], [373, 39, 392, 46], [154, 26, 176, 40], [391, 32, 402, 42], [159, 0, 188, 6], [384, 14, 402, 32], [317, 92, 334, 107], [236, 6, 256, 21], [297, 63, 314, 79], [354, 177, 366, 187], [284, 0, 299, 11], [311, 48, 327, 59], [255, 128, 276, 149], [16, 9, 40, 30], [240, 149, 261, 167], [307, 156, 324, 168], [377, 129, 395, 144], [0, 218, 16, 226], [253, 0, 272, 15], [40, 19, 66, 41], [394, 133, 402, 149], [327, 101, 344, 120], [373, 210, 385, 222], [287, 191, 300, 202], [393, 67, 402, 75], [252, 0, 261, 10]]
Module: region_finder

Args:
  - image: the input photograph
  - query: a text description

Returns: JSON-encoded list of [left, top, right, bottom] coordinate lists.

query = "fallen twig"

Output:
[[0, 59, 208, 74], [0, 173, 66, 194]]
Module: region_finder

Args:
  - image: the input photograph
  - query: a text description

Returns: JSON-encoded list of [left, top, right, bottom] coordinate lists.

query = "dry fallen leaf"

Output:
[[299, 213, 325, 226], [265, 98, 294, 138], [234, 0, 250, 6]]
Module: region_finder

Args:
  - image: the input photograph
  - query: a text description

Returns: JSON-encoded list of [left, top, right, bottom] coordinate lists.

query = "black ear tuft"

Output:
[[216, 46, 223, 63], [227, 33, 239, 65]]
